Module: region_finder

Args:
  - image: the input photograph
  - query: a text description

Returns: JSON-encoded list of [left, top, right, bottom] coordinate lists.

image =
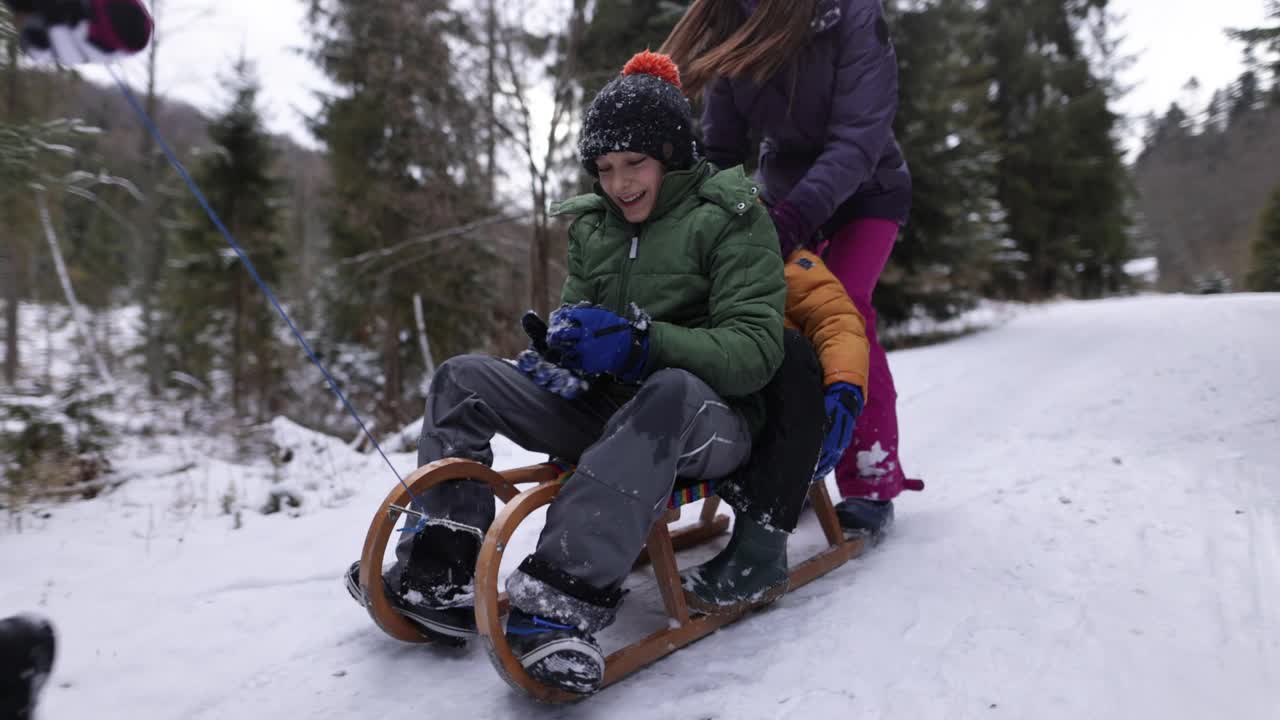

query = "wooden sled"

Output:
[[358, 458, 731, 643], [359, 458, 865, 702]]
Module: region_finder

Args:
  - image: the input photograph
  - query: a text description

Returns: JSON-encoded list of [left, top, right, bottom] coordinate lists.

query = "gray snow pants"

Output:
[[416, 354, 752, 594]]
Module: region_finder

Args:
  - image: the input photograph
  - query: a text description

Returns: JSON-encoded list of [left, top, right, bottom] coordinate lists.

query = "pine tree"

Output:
[[1247, 185, 1280, 291], [982, 0, 1132, 299], [1204, 89, 1229, 134], [1230, 68, 1262, 121], [162, 60, 285, 420], [307, 0, 496, 427], [1138, 103, 1191, 159], [877, 0, 1005, 324], [1228, 1, 1280, 104], [576, 0, 682, 101]]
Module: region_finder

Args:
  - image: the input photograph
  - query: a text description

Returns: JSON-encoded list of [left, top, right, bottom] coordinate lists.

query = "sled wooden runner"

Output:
[[473, 471, 866, 703], [358, 458, 563, 643]]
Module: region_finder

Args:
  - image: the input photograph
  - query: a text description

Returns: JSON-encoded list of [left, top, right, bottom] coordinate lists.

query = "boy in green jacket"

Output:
[[346, 51, 785, 694]]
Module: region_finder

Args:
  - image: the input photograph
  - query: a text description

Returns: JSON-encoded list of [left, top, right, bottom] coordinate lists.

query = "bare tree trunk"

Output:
[[232, 273, 244, 416], [486, 0, 497, 197], [530, 222, 551, 317], [1, 223, 19, 387], [3, 36, 22, 386], [519, 0, 586, 317], [412, 292, 436, 378], [137, 0, 166, 396], [36, 193, 115, 386], [381, 312, 404, 428]]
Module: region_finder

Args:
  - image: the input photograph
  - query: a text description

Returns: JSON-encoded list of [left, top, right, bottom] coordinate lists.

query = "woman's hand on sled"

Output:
[[815, 382, 864, 479], [546, 303, 650, 383]]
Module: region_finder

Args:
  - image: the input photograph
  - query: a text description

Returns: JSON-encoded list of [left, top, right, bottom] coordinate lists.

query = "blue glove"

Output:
[[546, 302, 650, 383], [516, 349, 589, 399], [814, 383, 864, 480]]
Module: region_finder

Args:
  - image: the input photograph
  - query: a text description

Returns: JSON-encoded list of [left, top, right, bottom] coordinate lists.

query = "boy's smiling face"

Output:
[[596, 151, 665, 224]]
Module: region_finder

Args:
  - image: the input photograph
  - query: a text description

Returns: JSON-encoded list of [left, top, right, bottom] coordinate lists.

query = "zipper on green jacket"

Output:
[[616, 226, 639, 312]]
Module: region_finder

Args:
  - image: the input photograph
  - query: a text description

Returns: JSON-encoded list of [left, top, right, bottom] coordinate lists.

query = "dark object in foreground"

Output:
[[0, 613, 56, 720]]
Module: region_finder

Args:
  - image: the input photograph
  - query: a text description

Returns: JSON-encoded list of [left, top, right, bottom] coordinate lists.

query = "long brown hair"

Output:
[[659, 0, 818, 98]]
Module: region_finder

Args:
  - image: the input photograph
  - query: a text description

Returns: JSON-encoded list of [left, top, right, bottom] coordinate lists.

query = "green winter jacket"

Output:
[[551, 161, 786, 435]]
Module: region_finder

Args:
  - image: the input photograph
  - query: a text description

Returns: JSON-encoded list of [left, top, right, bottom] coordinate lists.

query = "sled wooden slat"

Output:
[[699, 496, 721, 524], [646, 522, 690, 625], [599, 533, 865, 691], [809, 480, 845, 548], [600, 608, 740, 686], [360, 458, 511, 644], [785, 536, 863, 590], [631, 512, 730, 569], [500, 463, 567, 488]]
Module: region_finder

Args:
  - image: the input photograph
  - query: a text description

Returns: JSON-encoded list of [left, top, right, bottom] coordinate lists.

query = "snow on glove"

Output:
[[10, 0, 153, 64], [814, 382, 864, 480], [516, 312, 587, 399], [768, 201, 814, 259], [516, 349, 589, 399], [546, 302, 650, 383]]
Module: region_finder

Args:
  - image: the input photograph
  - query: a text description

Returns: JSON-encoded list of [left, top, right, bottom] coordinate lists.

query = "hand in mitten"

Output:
[[814, 382, 864, 480], [515, 312, 587, 399], [515, 349, 589, 399], [546, 302, 650, 383], [768, 201, 813, 259], [13, 0, 152, 64]]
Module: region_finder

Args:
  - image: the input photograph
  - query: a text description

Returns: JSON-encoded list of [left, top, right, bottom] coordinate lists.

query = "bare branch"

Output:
[[339, 211, 527, 268]]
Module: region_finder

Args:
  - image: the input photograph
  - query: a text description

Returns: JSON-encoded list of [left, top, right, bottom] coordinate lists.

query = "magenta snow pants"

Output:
[[823, 218, 917, 501]]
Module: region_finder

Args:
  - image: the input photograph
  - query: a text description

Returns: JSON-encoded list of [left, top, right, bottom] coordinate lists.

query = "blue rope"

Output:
[[106, 66, 414, 498], [507, 615, 577, 635]]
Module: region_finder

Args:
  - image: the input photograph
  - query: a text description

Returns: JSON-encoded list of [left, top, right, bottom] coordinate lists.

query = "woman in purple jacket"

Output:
[[662, 0, 921, 537]]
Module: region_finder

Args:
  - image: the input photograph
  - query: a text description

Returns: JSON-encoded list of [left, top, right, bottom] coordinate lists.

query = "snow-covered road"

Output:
[[4, 294, 1278, 719]]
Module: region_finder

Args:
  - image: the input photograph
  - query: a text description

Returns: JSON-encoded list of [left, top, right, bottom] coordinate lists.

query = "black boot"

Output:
[[0, 614, 55, 720], [344, 561, 474, 646], [834, 498, 894, 540], [398, 517, 484, 608], [505, 608, 605, 695], [344, 518, 485, 644], [681, 513, 789, 614]]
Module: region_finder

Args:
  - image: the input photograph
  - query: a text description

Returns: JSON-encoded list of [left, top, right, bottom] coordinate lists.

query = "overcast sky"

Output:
[[80, 0, 1272, 159]]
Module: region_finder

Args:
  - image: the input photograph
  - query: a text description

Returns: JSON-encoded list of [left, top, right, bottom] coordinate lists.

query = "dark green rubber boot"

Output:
[[681, 513, 789, 615]]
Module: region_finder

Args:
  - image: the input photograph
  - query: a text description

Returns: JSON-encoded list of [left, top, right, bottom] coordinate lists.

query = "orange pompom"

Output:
[[621, 51, 682, 91]]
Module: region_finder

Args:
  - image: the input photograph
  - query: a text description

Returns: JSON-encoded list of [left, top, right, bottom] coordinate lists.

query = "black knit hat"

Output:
[[578, 51, 699, 176]]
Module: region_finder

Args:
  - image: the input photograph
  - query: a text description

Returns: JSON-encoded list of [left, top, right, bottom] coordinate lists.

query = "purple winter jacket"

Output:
[[701, 0, 911, 235]]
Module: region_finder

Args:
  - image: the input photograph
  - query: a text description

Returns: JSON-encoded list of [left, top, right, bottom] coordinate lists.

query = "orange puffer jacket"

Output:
[[783, 249, 870, 396]]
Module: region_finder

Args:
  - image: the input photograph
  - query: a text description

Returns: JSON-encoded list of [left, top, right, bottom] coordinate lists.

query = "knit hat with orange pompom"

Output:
[[578, 51, 699, 176]]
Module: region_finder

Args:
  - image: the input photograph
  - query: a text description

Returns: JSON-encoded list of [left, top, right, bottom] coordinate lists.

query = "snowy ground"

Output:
[[3, 293, 1279, 719]]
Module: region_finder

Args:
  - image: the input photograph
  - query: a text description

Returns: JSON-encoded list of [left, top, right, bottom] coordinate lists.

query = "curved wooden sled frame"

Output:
[[474, 474, 866, 703], [358, 458, 542, 642], [359, 459, 728, 643], [361, 458, 863, 702]]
